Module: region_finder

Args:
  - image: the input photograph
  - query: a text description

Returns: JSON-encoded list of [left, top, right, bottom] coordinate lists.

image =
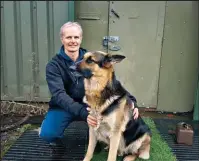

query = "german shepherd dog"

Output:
[[74, 51, 152, 161]]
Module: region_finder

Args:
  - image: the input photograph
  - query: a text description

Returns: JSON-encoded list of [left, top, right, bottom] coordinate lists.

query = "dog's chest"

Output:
[[95, 118, 113, 143], [90, 110, 115, 141], [96, 121, 111, 139]]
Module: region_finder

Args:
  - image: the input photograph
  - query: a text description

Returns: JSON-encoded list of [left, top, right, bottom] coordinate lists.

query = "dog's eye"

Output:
[[86, 57, 94, 64]]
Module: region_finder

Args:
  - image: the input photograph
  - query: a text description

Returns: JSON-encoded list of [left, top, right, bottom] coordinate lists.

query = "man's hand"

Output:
[[87, 114, 98, 127], [86, 107, 97, 127], [133, 107, 139, 120], [131, 101, 139, 120]]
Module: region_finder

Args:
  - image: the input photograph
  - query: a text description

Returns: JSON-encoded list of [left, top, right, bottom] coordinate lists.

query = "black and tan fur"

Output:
[[75, 51, 152, 161]]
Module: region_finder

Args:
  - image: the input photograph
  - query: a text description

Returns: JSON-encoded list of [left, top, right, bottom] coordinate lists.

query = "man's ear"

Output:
[[102, 54, 126, 68], [60, 37, 64, 44]]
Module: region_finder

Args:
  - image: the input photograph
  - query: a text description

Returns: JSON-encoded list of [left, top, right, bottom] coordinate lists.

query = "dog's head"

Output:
[[75, 51, 125, 79]]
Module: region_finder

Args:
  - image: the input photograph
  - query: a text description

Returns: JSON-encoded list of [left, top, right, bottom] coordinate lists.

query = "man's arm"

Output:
[[46, 62, 88, 121]]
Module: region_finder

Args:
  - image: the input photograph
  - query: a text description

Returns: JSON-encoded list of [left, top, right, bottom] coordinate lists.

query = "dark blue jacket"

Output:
[[46, 45, 137, 121]]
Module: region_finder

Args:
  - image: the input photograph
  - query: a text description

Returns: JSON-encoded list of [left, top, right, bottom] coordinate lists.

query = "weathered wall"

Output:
[[1, 1, 74, 102], [1, 1, 198, 113]]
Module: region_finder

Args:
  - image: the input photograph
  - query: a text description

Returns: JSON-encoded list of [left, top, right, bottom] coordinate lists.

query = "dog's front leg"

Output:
[[83, 127, 97, 161], [107, 130, 122, 161]]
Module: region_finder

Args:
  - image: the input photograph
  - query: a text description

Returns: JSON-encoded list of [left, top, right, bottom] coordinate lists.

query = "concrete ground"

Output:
[[139, 108, 193, 121]]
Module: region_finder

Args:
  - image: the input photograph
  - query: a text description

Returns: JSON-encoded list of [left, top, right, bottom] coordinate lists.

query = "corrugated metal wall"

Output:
[[1, 1, 74, 102], [157, 1, 198, 112]]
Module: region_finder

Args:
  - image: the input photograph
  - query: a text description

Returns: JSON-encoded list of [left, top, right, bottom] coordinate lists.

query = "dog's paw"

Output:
[[138, 152, 150, 160], [83, 157, 91, 161], [123, 155, 137, 161], [83, 154, 93, 161]]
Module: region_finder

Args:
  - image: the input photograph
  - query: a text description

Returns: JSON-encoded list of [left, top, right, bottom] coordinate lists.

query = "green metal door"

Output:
[[75, 1, 198, 112], [108, 1, 166, 108], [75, 1, 109, 52]]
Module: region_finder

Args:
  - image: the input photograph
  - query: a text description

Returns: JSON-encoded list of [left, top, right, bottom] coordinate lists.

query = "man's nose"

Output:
[[71, 37, 75, 42]]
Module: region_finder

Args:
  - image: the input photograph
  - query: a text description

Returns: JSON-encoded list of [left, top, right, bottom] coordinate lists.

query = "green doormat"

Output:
[[92, 118, 177, 161]]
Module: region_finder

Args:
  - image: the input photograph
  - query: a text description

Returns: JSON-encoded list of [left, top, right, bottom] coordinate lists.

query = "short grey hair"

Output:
[[60, 21, 83, 38]]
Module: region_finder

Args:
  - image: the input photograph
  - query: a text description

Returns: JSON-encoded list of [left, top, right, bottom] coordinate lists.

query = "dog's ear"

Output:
[[110, 55, 126, 64], [102, 54, 125, 68]]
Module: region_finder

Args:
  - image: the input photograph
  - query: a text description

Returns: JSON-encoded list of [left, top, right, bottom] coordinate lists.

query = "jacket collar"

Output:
[[59, 45, 86, 63]]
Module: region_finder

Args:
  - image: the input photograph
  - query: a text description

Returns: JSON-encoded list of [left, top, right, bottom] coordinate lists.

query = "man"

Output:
[[39, 21, 139, 148]]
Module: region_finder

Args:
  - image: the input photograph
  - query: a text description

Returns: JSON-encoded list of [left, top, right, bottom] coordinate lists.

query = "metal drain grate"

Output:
[[2, 121, 88, 161], [154, 119, 199, 161]]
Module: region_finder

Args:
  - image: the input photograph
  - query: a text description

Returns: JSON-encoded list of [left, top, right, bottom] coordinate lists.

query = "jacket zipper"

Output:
[[70, 71, 78, 85], [57, 55, 79, 85]]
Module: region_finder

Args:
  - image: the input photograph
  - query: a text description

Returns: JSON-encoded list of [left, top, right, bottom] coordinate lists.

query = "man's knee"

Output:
[[38, 108, 74, 143]]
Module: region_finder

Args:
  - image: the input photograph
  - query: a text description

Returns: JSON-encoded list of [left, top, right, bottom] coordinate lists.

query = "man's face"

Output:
[[61, 26, 82, 52]]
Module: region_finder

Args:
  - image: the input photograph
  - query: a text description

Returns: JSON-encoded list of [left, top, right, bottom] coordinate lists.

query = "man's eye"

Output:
[[86, 57, 94, 64]]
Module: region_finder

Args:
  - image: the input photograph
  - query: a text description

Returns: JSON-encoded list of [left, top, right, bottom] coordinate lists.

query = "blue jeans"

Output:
[[39, 108, 84, 144]]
